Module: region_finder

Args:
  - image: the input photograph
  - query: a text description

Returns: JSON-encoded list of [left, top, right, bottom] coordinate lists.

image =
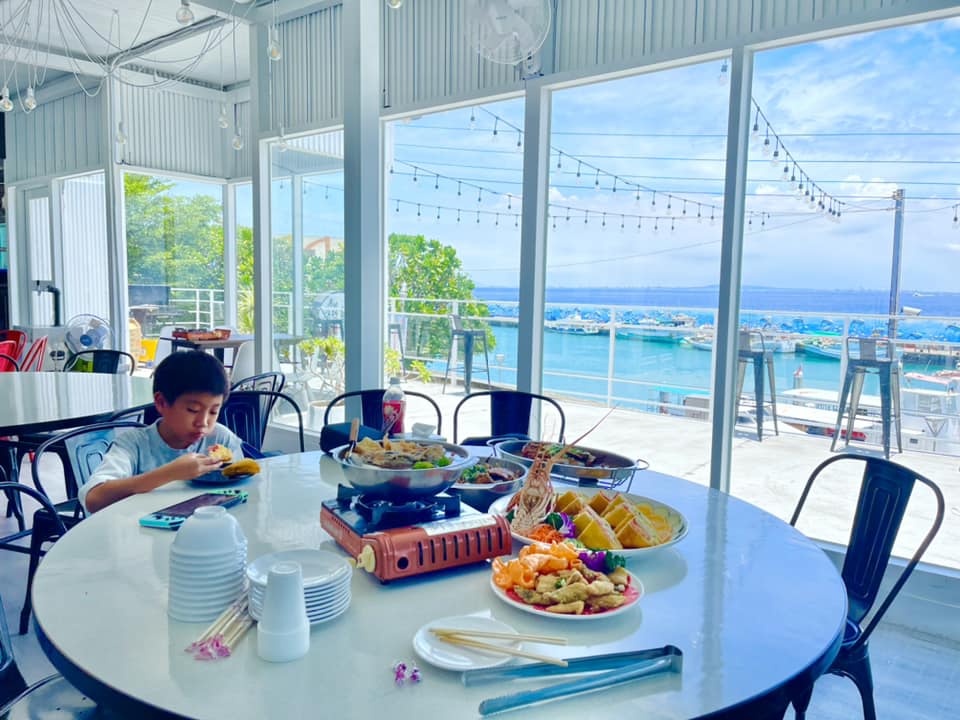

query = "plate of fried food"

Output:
[[489, 486, 687, 559], [490, 543, 642, 621], [192, 445, 261, 485]]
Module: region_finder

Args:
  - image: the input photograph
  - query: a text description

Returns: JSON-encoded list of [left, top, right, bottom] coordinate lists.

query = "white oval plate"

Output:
[[413, 615, 522, 672], [488, 487, 687, 558], [489, 571, 643, 622], [246, 549, 352, 588]]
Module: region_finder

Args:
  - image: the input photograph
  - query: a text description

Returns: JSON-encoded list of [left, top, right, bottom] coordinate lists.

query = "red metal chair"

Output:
[[0, 341, 19, 372], [0, 331, 27, 363], [19, 337, 48, 372]]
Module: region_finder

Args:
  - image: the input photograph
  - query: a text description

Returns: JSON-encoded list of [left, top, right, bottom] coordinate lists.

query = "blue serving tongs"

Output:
[[463, 646, 683, 716]]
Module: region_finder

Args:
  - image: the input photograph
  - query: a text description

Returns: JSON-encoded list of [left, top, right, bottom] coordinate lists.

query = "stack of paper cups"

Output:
[[257, 561, 310, 663]]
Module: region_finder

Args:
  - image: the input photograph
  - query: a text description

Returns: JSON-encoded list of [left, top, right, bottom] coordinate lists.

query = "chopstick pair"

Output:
[[431, 628, 568, 668], [186, 596, 254, 660]]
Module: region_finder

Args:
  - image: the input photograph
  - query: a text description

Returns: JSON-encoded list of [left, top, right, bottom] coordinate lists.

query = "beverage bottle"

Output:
[[382, 377, 406, 435]]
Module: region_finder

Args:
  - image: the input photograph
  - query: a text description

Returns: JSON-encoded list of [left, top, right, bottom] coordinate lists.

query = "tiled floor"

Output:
[[3, 455, 958, 718]]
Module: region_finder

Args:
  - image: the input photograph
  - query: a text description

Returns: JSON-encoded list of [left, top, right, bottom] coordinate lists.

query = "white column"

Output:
[[103, 78, 130, 352], [292, 173, 304, 338], [516, 80, 551, 394], [250, 23, 273, 373], [342, 0, 383, 391], [223, 183, 238, 328], [709, 48, 754, 493]]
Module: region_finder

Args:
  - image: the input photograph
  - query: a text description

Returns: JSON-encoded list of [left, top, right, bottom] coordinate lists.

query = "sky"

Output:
[[202, 16, 960, 295]]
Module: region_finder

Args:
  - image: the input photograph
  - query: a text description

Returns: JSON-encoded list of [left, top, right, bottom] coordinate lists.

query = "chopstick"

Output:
[[197, 596, 249, 643], [431, 628, 567, 645], [435, 635, 568, 667], [187, 595, 253, 659]]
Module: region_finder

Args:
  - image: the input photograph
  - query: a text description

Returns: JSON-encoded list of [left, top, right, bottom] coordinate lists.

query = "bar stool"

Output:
[[388, 323, 405, 367], [832, 337, 902, 458], [442, 315, 491, 394], [736, 330, 779, 440]]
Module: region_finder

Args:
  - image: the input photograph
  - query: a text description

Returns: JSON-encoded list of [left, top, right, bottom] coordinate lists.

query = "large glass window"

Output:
[[544, 63, 728, 474], [382, 100, 524, 436], [734, 20, 959, 569], [61, 173, 110, 321]]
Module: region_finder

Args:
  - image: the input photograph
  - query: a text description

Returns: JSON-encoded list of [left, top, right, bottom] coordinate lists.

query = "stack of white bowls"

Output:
[[246, 549, 352, 625], [168, 505, 248, 622]]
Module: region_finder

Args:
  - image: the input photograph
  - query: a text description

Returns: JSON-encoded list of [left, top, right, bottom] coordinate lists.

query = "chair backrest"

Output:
[[322, 389, 443, 434], [453, 390, 566, 444], [0, 330, 27, 362], [220, 390, 304, 453], [846, 336, 894, 362], [20, 336, 48, 372], [450, 315, 465, 333], [109, 405, 161, 425], [738, 330, 766, 353], [63, 349, 137, 375], [31, 421, 147, 500], [231, 371, 286, 394], [0, 353, 19, 372], [230, 341, 256, 382], [153, 325, 179, 368], [790, 454, 944, 649]]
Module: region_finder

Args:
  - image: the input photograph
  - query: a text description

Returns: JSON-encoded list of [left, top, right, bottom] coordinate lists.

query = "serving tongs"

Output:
[[462, 646, 682, 716]]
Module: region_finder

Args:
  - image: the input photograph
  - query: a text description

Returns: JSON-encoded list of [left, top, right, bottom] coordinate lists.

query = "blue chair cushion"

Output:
[[320, 423, 383, 454]]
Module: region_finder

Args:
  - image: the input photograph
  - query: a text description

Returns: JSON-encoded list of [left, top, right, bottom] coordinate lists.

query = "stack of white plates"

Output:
[[246, 549, 352, 625]]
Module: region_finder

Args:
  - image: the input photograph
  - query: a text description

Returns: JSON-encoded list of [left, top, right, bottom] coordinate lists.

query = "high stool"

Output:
[[831, 337, 902, 458], [442, 315, 491, 394], [736, 330, 779, 440], [388, 323, 405, 367]]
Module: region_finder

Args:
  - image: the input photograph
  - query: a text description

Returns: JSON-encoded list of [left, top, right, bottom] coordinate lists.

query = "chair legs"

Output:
[[765, 354, 779, 436], [19, 511, 69, 635], [791, 682, 814, 719], [835, 644, 877, 720]]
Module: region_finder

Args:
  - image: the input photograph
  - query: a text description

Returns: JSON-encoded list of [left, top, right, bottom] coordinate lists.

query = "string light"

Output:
[[176, 0, 195, 25]]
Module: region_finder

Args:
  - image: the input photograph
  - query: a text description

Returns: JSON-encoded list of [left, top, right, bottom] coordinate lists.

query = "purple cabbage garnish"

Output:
[[545, 512, 575, 538]]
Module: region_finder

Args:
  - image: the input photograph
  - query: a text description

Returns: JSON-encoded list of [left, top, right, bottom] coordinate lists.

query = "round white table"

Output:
[[32, 453, 847, 720]]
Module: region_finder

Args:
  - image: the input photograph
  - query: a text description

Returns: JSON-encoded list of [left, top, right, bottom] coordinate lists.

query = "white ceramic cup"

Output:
[[257, 561, 310, 663]]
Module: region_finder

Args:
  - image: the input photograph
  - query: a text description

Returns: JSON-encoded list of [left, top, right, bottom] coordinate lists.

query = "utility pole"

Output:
[[888, 189, 905, 340]]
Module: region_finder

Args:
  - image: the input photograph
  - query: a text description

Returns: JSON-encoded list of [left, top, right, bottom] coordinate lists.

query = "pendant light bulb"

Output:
[[0, 87, 12, 113], [718, 59, 729, 85], [267, 30, 282, 61], [176, 1, 195, 26], [387, 0, 404, 8], [232, 133, 244, 151], [218, 104, 230, 129], [278, 128, 288, 152], [23, 86, 37, 111], [116, 121, 127, 145]]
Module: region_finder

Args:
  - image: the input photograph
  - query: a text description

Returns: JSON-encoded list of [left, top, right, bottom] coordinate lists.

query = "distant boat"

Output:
[[617, 314, 697, 343], [683, 331, 797, 353], [798, 340, 843, 360], [545, 313, 602, 335]]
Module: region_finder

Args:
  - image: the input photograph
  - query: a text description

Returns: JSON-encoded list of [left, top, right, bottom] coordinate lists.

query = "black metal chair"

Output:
[[17, 421, 146, 634], [109, 405, 161, 425], [788, 454, 945, 720], [220, 390, 304, 457], [63, 349, 137, 375], [0, 581, 97, 716], [319, 389, 443, 453], [452, 390, 566, 446], [231, 371, 286, 394]]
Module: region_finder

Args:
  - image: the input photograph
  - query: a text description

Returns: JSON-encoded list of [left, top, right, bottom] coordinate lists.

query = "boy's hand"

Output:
[[167, 453, 225, 481]]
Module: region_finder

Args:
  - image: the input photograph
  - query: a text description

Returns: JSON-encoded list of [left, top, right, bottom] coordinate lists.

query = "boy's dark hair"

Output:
[[153, 350, 229, 403]]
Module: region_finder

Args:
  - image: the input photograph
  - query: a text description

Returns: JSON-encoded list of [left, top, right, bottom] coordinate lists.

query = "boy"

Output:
[[81, 350, 244, 514]]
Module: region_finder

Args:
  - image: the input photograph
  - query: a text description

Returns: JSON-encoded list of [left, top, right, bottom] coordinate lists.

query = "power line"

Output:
[[400, 124, 960, 139]]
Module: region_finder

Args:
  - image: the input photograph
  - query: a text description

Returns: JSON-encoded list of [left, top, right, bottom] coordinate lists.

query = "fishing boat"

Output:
[[798, 339, 844, 359], [545, 312, 603, 335], [683, 331, 797, 353], [617, 314, 697, 343]]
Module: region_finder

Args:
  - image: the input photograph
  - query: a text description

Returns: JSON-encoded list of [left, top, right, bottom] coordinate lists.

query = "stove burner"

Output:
[[332, 484, 461, 531]]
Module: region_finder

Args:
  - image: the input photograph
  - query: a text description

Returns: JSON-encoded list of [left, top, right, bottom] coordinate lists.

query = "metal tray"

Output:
[[491, 440, 647, 490]]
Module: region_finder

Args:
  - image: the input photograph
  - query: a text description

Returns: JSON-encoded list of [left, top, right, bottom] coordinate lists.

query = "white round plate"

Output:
[[488, 572, 643, 622], [250, 590, 351, 615], [249, 573, 351, 601], [488, 487, 687, 558], [413, 615, 522, 672], [190, 469, 255, 486], [246, 549, 352, 588], [249, 595, 351, 625]]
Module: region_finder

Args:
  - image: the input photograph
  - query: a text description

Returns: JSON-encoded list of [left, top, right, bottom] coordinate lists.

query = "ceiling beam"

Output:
[[197, 0, 341, 24], [107, 15, 227, 69]]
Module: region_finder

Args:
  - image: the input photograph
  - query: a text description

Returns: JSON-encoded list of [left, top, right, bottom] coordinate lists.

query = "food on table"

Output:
[[520, 442, 599, 467], [221, 458, 260, 477], [507, 488, 679, 551], [457, 463, 520, 485], [492, 543, 633, 615], [352, 437, 453, 470], [207, 444, 233, 463]]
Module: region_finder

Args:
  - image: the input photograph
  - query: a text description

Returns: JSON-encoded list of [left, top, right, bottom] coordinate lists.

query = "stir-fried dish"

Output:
[[352, 437, 453, 470], [519, 442, 599, 467], [458, 463, 519, 485]]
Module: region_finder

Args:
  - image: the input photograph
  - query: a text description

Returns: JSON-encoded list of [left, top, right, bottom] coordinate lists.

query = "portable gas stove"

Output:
[[320, 484, 512, 582]]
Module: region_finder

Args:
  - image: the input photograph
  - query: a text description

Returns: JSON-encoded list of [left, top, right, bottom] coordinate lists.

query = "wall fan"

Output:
[[64, 314, 114, 354], [464, 0, 553, 67]]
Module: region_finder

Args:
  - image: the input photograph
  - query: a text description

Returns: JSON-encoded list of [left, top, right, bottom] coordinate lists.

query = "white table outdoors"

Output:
[[31, 452, 847, 720]]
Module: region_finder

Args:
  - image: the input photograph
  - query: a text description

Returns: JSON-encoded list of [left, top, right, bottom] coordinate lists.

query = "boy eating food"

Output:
[[81, 351, 244, 514]]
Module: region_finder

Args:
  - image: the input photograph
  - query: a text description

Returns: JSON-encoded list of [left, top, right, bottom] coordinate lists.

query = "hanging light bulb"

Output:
[[218, 104, 230, 129], [751, 110, 760, 137], [176, 0, 195, 25], [469, 109, 476, 130], [386, 0, 403, 8], [267, 29, 282, 61], [0, 87, 12, 113], [278, 127, 288, 152], [23, 86, 37, 111], [115, 121, 127, 145], [718, 59, 729, 85], [232, 133, 244, 150]]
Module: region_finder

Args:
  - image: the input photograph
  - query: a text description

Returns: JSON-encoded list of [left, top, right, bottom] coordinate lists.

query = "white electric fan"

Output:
[[64, 314, 115, 355], [463, 0, 553, 67]]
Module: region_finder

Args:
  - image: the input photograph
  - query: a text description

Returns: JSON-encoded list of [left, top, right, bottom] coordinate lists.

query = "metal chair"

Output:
[[788, 454, 945, 720], [442, 315, 491, 393], [0, 536, 98, 718], [231, 371, 286, 394], [19, 336, 47, 372], [0, 352, 20, 372], [832, 337, 902, 458], [319, 389, 443, 453], [220, 390, 304, 456], [16, 421, 146, 634], [452, 390, 566, 446], [735, 330, 778, 441], [0, 330, 28, 364], [63, 349, 137, 375]]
